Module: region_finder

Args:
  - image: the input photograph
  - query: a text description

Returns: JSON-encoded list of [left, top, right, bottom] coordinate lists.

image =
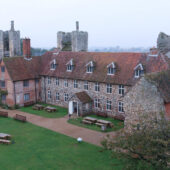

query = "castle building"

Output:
[[57, 22, 88, 52], [0, 21, 21, 59], [0, 28, 169, 121]]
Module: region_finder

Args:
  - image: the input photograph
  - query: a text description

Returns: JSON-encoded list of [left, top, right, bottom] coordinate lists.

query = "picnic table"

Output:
[[44, 106, 57, 112], [84, 117, 97, 123], [32, 104, 44, 110], [0, 133, 11, 140], [96, 119, 113, 128]]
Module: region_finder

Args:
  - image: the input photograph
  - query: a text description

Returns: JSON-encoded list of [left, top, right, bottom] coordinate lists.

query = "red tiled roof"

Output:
[[3, 51, 169, 86], [41, 51, 146, 85], [3, 54, 52, 81]]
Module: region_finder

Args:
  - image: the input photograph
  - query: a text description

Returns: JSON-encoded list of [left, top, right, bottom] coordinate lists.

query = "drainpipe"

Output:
[[13, 81, 16, 105], [34, 78, 37, 103], [44, 76, 46, 103]]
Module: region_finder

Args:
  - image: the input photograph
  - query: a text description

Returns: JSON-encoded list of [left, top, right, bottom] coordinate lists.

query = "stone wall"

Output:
[[157, 32, 170, 53], [123, 77, 166, 132], [41, 76, 129, 116], [0, 31, 4, 59], [57, 32, 72, 50], [0, 21, 21, 58], [8, 30, 21, 57], [71, 31, 88, 52]]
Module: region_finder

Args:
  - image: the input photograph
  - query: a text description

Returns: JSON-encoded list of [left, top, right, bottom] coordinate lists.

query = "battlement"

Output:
[[0, 21, 21, 59], [57, 21, 88, 52]]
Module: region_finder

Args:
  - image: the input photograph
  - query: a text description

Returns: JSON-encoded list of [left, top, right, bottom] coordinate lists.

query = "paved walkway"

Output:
[[1, 109, 118, 146]]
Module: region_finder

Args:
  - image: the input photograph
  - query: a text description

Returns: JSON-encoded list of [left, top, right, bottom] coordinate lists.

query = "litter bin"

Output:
[[101, 125, 106, 131]]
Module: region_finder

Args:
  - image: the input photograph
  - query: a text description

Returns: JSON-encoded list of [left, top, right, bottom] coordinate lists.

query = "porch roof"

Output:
[[75, 91, 92, 104]]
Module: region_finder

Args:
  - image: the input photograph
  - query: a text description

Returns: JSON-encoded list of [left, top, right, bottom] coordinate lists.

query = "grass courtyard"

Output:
[[0, 117, 153, 170], [19, 103, 67, 118], [68, 115, 124, 132]]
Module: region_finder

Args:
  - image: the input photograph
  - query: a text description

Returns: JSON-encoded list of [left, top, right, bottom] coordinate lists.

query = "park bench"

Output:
[[95, 122, 104, 127], [0, 139, 11, 145], [0, 111, 8, 117], [82, 119, 93, 125], [96, 112, 108, 118], [14, 114, 27, 122], [114, 114, 125, 121], [24, 101, 35, 107]]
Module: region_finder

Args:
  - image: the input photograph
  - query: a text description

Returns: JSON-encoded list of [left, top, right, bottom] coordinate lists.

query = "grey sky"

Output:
[[0, 0, 169, 48]]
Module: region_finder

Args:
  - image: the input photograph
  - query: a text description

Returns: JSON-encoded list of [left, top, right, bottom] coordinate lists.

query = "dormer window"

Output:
[[134, 63, 144, 78], [86, 61, 95, 73], [50, 59, 57, 70], [66, 59, 74, 72], [107, 62, 116, 75]]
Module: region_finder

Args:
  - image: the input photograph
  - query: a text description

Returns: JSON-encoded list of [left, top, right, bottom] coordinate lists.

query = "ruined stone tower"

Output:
[[0, 21, 21, 59], [157, 32, 170, 54], [57, 21, 88, 52]]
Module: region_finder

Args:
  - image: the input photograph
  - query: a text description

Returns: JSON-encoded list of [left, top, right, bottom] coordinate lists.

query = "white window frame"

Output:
[[84, 81, 89, 90], [50, 59, 57, 70], [47, 90, 51, 99], [86, 66, 93, 73], [107, 67, 115, 75], [118, 101, 124, 113], [106, 100, 112, 111], [56, 92, 60, 101], [74, 80, 78, 88], [106, 84, 112, 94], [47, 77, 51, 84], [64, 93, 69, 102], [134, 63, 144, 78], [24, 93, 30, 101], [67, 65, 73, 72], [95, 82, 100, 92], [56, 78, 59, 86], [94, 98, 100, 108], [64, 79, 68, 87], [119, 85, 124, 95]]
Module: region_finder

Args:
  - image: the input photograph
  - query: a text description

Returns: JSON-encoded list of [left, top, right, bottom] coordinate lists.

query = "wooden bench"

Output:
[[95, 122, 104, 127], [14, 114, 27, 122], [24, 101, 35, 107], [0, 111, 8, 117], [0, 139, 11, 145], [96, 112, 108, 118], [82, 119, 93, 125]]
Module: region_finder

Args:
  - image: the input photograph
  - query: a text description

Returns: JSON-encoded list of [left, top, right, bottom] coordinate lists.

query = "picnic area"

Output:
[[68, 115, 124, 132], [19, 103, 67, 118], [0, 117, 153, 170]]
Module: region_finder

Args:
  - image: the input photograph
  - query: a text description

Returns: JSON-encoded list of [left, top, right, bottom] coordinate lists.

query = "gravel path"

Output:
[[1, 109, 117, 146]]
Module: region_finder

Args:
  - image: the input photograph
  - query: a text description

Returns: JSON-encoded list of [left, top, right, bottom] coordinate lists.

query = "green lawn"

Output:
[[68, 115, 124, 132], [0, 117, 153, 170], [19, 103, 67, 118]]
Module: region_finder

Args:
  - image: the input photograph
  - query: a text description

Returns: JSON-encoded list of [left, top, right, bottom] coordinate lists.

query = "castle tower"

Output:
[[8, 21, 21, 57], [23, 38, 31, 58], [0, 30, 4, 59], [71, 21, 88, 52], [57, 21, 88, 52]]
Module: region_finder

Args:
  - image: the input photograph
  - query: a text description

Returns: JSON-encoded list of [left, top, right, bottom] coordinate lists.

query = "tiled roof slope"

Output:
[[2, 50, 169, 85], [3, 53, 53, 81], [41, 51, 169, 85], [41, 51, 146, 85], [146, 70, 170, 103], [75, 91, 93, 104]]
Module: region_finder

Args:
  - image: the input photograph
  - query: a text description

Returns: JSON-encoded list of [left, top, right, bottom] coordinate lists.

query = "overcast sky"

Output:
[[0, 0, 169, 48]]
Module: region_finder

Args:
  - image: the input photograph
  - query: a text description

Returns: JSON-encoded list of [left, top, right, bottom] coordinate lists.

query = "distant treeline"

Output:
[[31, 47, 55, 56], [89, 46, 150, 52], [28, 46, 150, 56]]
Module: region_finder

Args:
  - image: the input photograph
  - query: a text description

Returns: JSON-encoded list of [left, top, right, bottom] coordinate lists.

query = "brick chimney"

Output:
[[23, 38, 31, 58]]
